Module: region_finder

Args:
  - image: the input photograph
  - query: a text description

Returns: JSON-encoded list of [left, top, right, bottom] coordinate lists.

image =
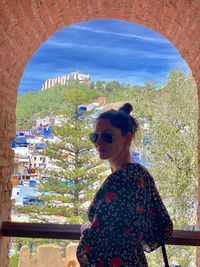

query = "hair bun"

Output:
[[118, 103, 133, 115]]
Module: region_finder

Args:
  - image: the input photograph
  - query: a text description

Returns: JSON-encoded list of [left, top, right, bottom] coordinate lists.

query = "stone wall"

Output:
[[0, 1, 200, 267], [0, 109, 16, 265], [18, 243, 79, 267]]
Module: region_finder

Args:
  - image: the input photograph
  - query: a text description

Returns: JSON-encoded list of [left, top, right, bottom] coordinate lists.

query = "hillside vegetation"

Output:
[[16, 80, 141, 129]]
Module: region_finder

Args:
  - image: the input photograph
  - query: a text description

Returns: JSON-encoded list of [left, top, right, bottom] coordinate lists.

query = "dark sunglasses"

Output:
[[89, 132, 113, 144]]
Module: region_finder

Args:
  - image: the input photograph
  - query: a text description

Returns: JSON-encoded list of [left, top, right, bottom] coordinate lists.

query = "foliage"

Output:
[[16, 82, 99, 129], [140, 70, 198, 229], [138, 71, 197, 266], [9, 254, 19, 267], [16, 80, 141, 129], [17, 83, 107, 224]]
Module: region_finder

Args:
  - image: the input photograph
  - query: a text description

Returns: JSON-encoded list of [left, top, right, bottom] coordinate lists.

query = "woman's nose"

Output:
[[95, 135, 103, 146]]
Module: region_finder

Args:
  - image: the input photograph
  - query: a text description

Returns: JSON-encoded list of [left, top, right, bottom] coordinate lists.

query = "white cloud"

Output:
[[46, 40, 107, 50], [70, 25, 168, 44], [45, 40, 179, 60]]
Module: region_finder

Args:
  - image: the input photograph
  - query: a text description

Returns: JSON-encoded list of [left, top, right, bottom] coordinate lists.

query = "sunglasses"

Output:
[[89, 132, 113, 144]]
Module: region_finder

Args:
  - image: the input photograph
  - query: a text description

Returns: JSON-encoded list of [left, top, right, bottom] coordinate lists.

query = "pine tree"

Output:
[[18, 83, 107, 224]]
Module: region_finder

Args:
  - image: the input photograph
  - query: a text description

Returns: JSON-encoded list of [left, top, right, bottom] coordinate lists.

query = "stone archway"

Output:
[[0, 1, 200, 266]]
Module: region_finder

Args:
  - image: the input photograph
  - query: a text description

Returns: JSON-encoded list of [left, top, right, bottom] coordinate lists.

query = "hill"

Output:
[[16, 80, 141, 129]]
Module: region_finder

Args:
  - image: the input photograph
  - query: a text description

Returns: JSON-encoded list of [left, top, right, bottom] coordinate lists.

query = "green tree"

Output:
[[138, 70, 198, 265], [17, 84, 107, 224], [105, 80, 120, 92], [142, 71, 198, 228], [95, 80, 106, 90]]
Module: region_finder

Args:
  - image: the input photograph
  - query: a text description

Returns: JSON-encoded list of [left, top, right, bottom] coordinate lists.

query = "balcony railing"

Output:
[[1, 221, 200, 246]]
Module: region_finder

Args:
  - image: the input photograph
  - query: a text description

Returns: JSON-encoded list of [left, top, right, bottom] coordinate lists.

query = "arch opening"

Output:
[[1, 1, 200, 266], [13, 19, 197, 266]]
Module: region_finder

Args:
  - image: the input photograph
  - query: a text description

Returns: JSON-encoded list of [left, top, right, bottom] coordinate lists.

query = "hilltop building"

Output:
[[41, 71, 91, 91]]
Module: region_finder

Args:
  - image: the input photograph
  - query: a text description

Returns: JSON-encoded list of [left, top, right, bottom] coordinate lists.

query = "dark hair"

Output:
[[97, 103, 139, 136]]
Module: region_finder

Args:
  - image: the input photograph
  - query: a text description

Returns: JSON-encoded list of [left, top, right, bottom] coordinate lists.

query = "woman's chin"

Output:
[[98, 152, 109, 160]]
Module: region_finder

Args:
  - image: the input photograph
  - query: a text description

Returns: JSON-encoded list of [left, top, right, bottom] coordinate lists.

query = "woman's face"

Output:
[[93, 119, 128, 161]]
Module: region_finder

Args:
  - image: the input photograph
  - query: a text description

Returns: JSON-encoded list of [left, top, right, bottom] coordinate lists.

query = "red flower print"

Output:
[[104, 192, 118, 202], [97, 259, 105, 267], [85, 246, 91, 254], [110, 257, 122, 267], [136, 205, 144, 214], [92, 217, 99, 228], [167, 227, 173, 235], [124, 227, 132, 236], [138, 177, 145, 188]]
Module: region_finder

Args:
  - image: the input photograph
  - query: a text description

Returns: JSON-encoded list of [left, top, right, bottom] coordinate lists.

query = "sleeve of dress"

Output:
[[126, 166, 173, 252]]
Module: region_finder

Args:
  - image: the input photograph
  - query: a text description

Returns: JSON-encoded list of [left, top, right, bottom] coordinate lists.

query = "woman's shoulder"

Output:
[[109, 162, 149, 182], [105, 163, 152, 187], [122, 162, 149, 175]]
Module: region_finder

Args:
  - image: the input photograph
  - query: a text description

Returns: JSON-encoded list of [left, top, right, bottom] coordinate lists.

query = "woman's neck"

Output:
[[109, 153, 133, 173]]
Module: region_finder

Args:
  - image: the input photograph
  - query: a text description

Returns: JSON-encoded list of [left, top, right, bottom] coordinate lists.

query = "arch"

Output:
[[0, 0, 200, 266]]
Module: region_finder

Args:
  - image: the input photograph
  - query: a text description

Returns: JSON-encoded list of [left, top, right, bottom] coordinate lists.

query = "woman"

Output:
[[77, 103, 173, 267]]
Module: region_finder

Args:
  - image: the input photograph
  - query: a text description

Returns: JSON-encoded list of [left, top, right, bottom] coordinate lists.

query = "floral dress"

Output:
[[77, 163, 173, 267]]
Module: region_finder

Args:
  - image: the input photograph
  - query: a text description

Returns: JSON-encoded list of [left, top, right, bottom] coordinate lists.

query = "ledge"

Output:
[[1, 221, 200, 246]]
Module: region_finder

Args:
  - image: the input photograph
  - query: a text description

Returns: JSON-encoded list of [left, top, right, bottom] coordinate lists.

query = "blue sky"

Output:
[[18, 19, 190, 95]]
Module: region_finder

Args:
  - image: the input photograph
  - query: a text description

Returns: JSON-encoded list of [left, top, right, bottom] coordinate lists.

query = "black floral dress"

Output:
[[77, 163, 173, 267]]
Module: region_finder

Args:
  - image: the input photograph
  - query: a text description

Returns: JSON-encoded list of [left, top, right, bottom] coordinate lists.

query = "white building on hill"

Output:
[[41, 71, 91, 91]]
